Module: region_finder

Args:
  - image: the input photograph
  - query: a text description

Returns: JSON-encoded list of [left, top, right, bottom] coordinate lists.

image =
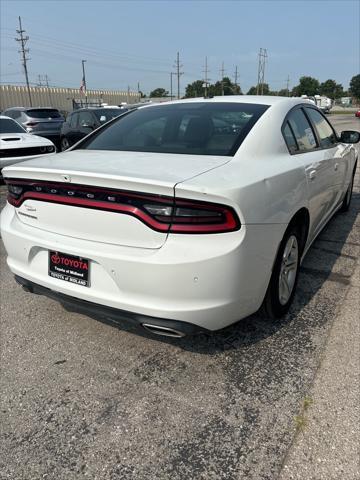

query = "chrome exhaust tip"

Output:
[[142, 323, 186, 338]]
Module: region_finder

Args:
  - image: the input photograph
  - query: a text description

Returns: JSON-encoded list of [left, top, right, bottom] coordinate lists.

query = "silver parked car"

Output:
[[3, 107, 64, 147]]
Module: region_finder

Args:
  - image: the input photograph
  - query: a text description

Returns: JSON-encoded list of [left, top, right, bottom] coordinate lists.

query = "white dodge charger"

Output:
[[0, 97, 358, 337]]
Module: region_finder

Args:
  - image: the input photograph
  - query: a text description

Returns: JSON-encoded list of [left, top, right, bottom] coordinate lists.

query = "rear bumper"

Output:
[[1, 202, 285, 331], [14, 275, 206, 336]]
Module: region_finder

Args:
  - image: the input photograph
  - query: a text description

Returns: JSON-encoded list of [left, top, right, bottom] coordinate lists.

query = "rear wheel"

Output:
[[261, 225, 301, 319], [61, 137, 70, 151]]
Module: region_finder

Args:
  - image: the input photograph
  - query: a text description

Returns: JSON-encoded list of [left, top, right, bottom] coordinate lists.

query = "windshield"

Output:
[[0, 118, 26, 134], [93, 109, 125, 123], [26, 109, 62, 119], [79, 102, 269, 156]]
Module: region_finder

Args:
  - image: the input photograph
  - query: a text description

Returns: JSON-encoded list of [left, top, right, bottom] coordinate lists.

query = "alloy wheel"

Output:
[[279, 234, 299, 306]]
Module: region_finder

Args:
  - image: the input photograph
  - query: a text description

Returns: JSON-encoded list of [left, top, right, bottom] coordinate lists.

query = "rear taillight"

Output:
[[25, 122, 39, 128], [5, 179, 240, 234]]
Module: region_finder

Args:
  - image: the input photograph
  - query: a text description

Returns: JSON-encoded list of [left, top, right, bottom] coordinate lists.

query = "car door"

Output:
[[284, 107, 334, 242], [67, 112, 80, 146], [304, 106, 351, 210]]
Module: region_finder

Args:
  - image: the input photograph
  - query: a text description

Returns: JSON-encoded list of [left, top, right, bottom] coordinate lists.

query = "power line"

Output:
[[15, 16, 32, 106], [174, 52, 183, 99], [256, 48, 267, 95]]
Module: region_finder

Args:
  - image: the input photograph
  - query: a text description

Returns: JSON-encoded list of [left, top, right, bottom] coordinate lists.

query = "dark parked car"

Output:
[[2, 107, 64, 148], [60, 107, 127, 151]]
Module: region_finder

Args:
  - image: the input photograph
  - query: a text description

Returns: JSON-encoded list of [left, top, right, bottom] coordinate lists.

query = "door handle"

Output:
[[309, 170, 317, 180], [334, 162, 339, 171]]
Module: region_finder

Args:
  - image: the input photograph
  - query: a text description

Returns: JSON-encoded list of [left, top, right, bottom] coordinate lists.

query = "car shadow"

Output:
[[83, 188, 359, 355]]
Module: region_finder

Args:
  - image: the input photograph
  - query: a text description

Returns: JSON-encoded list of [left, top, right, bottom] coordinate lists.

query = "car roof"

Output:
[[0, 115, 17, 120], [139, 95, 311, 109], [4, 107, 60, 111], [72, 107, 122, 112]]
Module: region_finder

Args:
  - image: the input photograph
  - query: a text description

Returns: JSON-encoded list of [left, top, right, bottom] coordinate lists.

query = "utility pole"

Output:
[[81, 60, 88, 106], [256, 48, 267, 95], [286, 75, 290, 96], [220, 62, 225, 96], [16, 16, 32, 106], [170, 72, 174, 100], [45, 74, 53, 106], [174, 52, 183, 99], [127, 85, 130, 104], [234, 65, 238, 86], [37, 74, 53, 105], [202, 56, 210, 98]]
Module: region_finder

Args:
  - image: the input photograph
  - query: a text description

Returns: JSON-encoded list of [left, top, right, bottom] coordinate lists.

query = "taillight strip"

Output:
[[6, 179, 241, 234]]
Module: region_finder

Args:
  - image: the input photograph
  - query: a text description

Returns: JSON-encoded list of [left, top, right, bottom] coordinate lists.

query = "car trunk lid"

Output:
[[4, 150, 229, 249]]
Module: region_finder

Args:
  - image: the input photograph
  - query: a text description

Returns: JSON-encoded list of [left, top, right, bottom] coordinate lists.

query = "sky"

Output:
[[0, 0, 359, 96]]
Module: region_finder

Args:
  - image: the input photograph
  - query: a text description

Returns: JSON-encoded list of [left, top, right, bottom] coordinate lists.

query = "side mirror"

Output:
[[339, 130, 360, 144]]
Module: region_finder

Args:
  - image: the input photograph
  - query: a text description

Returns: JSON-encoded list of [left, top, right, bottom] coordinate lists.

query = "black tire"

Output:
[[261, 225, 302, 319], [340, 169, 355, 212], [61, 137, 70, 151]]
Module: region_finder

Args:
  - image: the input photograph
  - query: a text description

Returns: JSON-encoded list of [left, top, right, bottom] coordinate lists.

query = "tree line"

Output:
[[149, 74, 360, 100]]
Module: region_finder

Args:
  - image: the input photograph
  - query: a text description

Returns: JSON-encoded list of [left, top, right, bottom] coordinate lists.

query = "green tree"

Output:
[[246, 83, 269, 95], [210, 77, 242, 96], [319, 79, 343, 99], [150, 87, 169, 98], [278, 88, 290, 97], [184, 80, 205, 98], [185, 78, 242, 98], [292, 76, 320, 96], [349, 74, 360, 99]]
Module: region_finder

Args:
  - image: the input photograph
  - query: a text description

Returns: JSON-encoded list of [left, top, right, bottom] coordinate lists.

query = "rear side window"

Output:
[[305, 108, 337, 148], [287, 109, 318, 152], [79, 102, 269, 156], [26, 109, 61, 119], [283, 122, 298, 153]]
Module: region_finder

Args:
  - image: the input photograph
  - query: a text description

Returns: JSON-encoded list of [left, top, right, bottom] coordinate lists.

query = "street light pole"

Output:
[[82, 59, 87, 106]]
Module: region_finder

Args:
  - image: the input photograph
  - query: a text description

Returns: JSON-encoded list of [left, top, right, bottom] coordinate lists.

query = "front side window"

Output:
[[79, 111, 95, 127], [287, 109, 318, 152], [0, 118, 26, 133], [305, 108, 337, 148], [78, 102, 269, 156], [70, 113, 78, 128]]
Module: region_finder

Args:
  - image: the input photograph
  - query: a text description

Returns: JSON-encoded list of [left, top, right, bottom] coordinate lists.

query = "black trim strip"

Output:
[[15, 275, 208, 336]]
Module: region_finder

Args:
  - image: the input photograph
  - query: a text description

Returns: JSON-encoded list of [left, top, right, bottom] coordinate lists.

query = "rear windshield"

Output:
[[79, 102, 269, 156], [26, 109, 62, 119], [93, 109, 125, 123], [0, 118, 26, 134]]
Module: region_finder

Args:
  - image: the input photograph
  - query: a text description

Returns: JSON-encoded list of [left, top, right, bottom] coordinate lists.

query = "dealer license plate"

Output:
[[48, 251, 90, 287]]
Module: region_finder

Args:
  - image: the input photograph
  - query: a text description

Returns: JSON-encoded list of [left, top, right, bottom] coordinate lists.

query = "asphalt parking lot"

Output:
[[0, 114, 359, 480]]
